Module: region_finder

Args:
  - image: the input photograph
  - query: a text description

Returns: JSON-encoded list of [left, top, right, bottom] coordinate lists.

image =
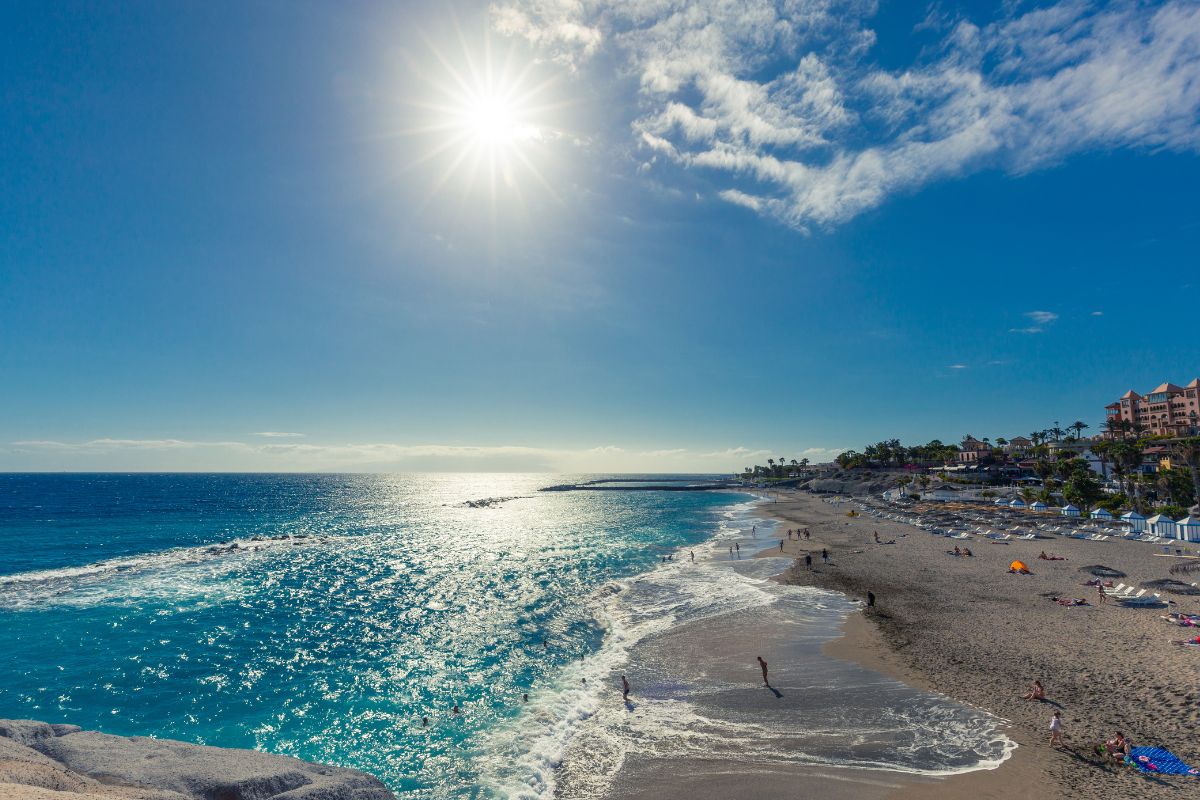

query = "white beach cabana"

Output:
[[1010, 499, 1026, 509], [1029, 500, 1047, 512], [1174, 515, 1200, 542], [1060, 504, 1080, 517], [993, 498, 1007, 506], [1090, 508, 1114, 520], [1121, 510, 1147, 532], [1147, 514, 1178, 539]]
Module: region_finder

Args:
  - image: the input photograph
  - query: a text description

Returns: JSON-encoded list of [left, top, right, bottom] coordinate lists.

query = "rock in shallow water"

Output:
[[0, 720, 394, 800]]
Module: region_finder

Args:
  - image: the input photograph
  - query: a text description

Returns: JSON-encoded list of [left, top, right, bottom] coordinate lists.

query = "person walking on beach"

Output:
[[1098, 583, 1108, 605], [621, 675, 630, 701], [821, 548, 829, 564], [757, 656, 770, 687], [804, 552, 812, 570], [690, 551, 695, 562], [867, 591, 875, 608], [735, 542, 740, 556], [1049, 711, 1064, 747], [780, 540, 785, 552], [804, 528, 810, 540]]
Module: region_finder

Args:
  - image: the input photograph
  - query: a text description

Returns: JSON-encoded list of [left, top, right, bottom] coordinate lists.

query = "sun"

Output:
[[459, 90, 522, 147], [402, 33, 565, 212]]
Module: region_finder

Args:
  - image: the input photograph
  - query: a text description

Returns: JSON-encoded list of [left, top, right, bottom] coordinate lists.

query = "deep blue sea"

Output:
[[0, 474, 1011, 799]]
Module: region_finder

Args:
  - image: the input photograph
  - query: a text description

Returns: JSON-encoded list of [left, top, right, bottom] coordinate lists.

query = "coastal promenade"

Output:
[[767, 490, 1199, 799]]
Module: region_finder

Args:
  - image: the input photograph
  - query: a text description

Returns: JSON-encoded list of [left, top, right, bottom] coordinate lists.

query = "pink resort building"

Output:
[[1105, 378, 1200, 438]]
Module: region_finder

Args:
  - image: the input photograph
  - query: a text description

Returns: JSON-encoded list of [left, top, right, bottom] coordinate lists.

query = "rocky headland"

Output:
[[0, 720, 393, 800]]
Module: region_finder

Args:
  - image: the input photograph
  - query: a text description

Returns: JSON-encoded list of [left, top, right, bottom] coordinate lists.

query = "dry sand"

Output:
[[765, 489, 1200, 799]]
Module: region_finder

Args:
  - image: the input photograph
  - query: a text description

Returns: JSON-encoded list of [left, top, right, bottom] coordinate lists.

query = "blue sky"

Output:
[[2, 0, 1198, 472]]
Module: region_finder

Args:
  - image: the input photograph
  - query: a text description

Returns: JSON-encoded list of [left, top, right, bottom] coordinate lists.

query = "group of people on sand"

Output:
[[786, 528, 810, 541], [1026, 681, 1133, 765], [1038, 551, 1066, 561], [948, 545, 973, 557]]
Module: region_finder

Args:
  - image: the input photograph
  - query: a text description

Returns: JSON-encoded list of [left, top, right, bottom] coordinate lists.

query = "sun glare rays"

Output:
[[399, 28, 570, 222]]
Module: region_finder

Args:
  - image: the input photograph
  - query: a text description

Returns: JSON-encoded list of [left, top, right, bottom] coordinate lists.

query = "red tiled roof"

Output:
[[1120, 390, 1141, 399], [1187, 378, 1200, 389], [1151, 382, 1184, 394]]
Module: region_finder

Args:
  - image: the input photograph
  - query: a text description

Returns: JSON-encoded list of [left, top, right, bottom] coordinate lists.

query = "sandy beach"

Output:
[[764, 489, 1200, 799]]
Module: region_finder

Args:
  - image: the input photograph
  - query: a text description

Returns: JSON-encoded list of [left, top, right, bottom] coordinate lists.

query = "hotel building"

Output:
[[1105, 378, 1200, 437]]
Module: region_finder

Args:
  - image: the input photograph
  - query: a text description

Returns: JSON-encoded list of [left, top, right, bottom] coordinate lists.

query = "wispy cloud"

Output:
[[1091, 310, 1104, 316], [948, 364, 968, 369], [1009, 309, 1058, 333], [6, 438, 771, 471], [252, 431, 306, 438], [492, 1, 1200, 231]]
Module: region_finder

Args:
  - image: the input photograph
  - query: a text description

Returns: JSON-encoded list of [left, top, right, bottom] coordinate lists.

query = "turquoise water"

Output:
[[0, 474, 1012, 798], [0, 474, 743, 797]]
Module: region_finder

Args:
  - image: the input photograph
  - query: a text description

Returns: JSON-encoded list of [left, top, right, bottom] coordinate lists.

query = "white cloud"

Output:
[[1091, 310, 1104, 316], [1009, 309, 1059, 333], [1025, 310, 1059, 324], [699, 446, 771, 460], [491, 0, 1200, 230], [948, 363, 968, 369], [252, 431, 306, 438], [5, 438, 775, 472]]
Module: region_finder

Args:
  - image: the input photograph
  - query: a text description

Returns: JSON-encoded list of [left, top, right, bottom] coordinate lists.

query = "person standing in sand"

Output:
[[1098, 583, 1107, 604], [757, 656, 769, 687], [804, 552, 812, 569], [1049, 711, 1063, 747], [821, 548, 829, 564], [621, 675, 630, 701], [780, 540, 784, 552]]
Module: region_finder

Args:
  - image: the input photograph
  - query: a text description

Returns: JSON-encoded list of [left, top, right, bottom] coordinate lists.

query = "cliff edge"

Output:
[[0, 720, 394, 800]]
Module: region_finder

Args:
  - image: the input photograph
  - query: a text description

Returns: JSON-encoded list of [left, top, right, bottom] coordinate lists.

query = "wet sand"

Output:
[[560, 501, 1019, 800], [765, 489, 1200, 799]]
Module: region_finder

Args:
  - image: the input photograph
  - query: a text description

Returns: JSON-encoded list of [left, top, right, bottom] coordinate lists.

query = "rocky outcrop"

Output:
[[803, 471, 903, 497], [0, 720, 393, 800]]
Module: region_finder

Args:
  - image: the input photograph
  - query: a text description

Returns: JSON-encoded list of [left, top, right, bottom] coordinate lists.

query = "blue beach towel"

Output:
[[1126, 747, 1200, 776]]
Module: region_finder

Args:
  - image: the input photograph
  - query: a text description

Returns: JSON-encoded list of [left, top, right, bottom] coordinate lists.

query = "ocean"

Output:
[[0, 474, 1011, 798]]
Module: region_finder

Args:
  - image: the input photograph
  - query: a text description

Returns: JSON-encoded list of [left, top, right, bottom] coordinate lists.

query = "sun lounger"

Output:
[[1120, 592, 1164, 607]]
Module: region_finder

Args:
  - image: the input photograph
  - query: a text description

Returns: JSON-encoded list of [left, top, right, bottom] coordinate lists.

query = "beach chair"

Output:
[[1121, 592, 1165, 607]]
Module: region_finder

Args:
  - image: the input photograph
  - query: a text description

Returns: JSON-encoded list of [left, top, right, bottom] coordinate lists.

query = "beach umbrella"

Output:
[[1060, 504, 1080, 518], [1121, 510, 1147, 532], [1175, 515, 1200, 543], [1147, 514, 1178, 538], [1090, 508, 1113, 520]]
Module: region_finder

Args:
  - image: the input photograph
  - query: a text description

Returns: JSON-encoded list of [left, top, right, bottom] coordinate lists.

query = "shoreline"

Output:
[[759, 489, 1200, 800], [565, 493, 1019, 800]]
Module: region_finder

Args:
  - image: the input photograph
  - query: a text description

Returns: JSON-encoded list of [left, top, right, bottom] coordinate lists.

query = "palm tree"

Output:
[[1169, 437, 1200, 514], [1071, 420, 1088, 439], [1030, 431, 1043, 446], [1091, 440, 1114, 483]]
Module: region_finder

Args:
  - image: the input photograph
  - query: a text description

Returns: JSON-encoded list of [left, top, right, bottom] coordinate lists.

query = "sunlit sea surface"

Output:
[[0, 474, 1011, 798]]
